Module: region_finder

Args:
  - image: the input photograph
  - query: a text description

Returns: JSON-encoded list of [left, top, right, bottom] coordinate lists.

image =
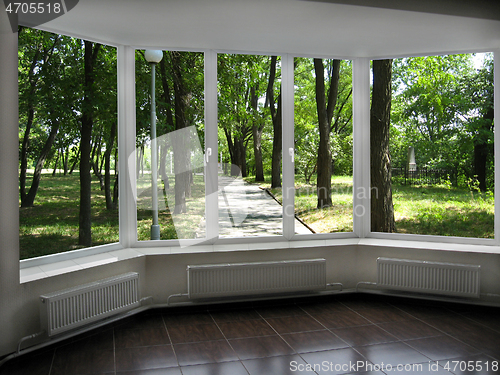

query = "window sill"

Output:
[[19, 236, 500, 284]]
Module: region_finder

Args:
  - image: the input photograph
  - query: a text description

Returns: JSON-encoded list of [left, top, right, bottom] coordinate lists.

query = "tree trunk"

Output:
[[52, 148, 60, 176], [79, 41, 101, 246], [250, 86, 265, 182], [69, 146, 80, 174], [63, 147, 69, 175], [252, 124, 264, 182], [370, 59, 395, 233], [104, 121, 117, 210], [91, 131, 104, 190], [474, 108, 493, 192], [267, 56, 282, 188], [20, 120, 60, 207], [171, 52, 191, 214], [314, 59, 340, 209]]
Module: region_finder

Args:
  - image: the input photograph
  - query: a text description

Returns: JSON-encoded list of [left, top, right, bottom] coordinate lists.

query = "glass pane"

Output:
[[217, 53, 282, 237], [18, 28, 119, 259], [372, 53, 494, 238], [136, 50, 205, 241], [294, 58, 353, 234]]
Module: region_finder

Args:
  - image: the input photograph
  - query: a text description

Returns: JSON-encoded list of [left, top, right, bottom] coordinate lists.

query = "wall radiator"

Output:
[[40, 272, 140, 337], [187, 259, 326, 299], [377, 258, 480, 298]]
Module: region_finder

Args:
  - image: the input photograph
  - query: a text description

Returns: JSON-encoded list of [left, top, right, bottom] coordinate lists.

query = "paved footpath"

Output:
[[217, 175, 313, 237]]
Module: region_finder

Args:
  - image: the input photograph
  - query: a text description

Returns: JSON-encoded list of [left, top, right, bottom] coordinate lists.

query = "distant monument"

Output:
[[407, 146, 416, 172]]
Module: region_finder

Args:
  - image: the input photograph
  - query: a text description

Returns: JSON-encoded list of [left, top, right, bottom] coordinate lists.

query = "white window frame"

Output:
[[19, 47, 500, 270]]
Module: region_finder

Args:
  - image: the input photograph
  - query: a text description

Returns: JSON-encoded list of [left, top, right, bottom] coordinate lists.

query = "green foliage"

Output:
[[390, 53, 494, 190], [294, 58, 353, 180]]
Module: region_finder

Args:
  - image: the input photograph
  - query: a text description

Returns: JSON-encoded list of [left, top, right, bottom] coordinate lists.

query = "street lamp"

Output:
[[145, 50, 163, 240]]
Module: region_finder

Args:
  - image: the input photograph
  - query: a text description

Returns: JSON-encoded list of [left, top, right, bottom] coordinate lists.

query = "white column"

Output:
[[0, 9, 21, 355], [282, 54, 295, 239], [117, 45, 138, 248], [204, 49, 219, 243], [352, 58, 371, 238]]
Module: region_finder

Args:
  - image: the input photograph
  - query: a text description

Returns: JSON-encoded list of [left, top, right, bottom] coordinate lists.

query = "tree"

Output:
[[79, 41, 101, 246], [371, 59, 395, 233], [18, 28, 67, 207], [267, 56, 282, 188], [459, 55, 494, 191], [314, 58, 340, 208]]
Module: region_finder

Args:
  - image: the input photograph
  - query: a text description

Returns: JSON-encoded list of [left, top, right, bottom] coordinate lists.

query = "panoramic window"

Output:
[[135, 50, 205, 241], [294, 58, 353, 234], [217, 53, 283, 237], [371, 53, 494, 238], [19, 28, 118, 259]]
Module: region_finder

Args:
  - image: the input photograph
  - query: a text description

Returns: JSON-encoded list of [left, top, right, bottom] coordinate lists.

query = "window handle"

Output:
[[205, 147, 212, 163], [289, 148, 294, 163]]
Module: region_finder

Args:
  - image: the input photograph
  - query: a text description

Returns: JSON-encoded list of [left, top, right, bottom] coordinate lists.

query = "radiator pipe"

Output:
[[17, 331, 46, 354], [356, 281, 377, 292], [167, 293, 189, 306], [326, 282, 343, 291], [140, 296, 154, 305]]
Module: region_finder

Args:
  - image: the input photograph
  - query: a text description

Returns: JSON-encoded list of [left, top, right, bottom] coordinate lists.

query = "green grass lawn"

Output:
[[245, 175, 494, 237], [20, 173, 494, 260], [20, 173, 119, 259], [20, 172, 206, 259]]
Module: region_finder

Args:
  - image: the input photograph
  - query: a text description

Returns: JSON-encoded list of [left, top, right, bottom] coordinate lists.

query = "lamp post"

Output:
[[145, 50, 163, 240]]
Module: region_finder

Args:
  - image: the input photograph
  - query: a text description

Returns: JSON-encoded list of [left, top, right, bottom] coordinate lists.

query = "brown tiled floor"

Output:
[[1, 293, 500, 374]]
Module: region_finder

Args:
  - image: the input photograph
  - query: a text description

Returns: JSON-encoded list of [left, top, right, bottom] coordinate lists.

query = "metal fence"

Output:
[[391, 166, 456, 186]]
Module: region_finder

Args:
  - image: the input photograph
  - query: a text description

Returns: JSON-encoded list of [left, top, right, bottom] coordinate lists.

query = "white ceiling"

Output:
[[36, 0, 500, 58]]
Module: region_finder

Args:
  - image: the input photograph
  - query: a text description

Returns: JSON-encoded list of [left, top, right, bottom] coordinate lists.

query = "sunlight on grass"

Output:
[[20, 173, 495, 260], [19, 173, 119, 259], [393, 184, 494, 238], [136, 174, 205, 241]]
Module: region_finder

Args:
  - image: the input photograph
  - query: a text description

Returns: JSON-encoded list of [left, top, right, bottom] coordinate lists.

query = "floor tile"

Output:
[[116, 314, 166, 331], [115, 345, 178, 372], [0, 349, 54, 375], [354, 342, 431, 367], [256, 305, 307, 318], [405, 335, 481, 361], [229, 335, 295, 360], [244, 354, 311, 375], [174, 340, 239, 366], [460, 309, 500, 332], [396, 303, 456, 320], [355, 305, 414, 323], [210, 308, 261, 323], [282, 330, 349, 353], [163, 311, 213, 326], [51, 348, 115, 375], [116, 368, 182, 375], [299, 300, 350, 315], [218, 318, 275, 339], [4, 294, 500, 375], [314, 310, 371, 329], [377, 319, 442, 340], [114, 326, 170, 348], [167, 322, 224, 344], [332, 325, 398, 347], [265, 315, 324, 334], [300, 347, 366, 374], [338, 296, 389, 310], [181, 360, 249, 375]]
